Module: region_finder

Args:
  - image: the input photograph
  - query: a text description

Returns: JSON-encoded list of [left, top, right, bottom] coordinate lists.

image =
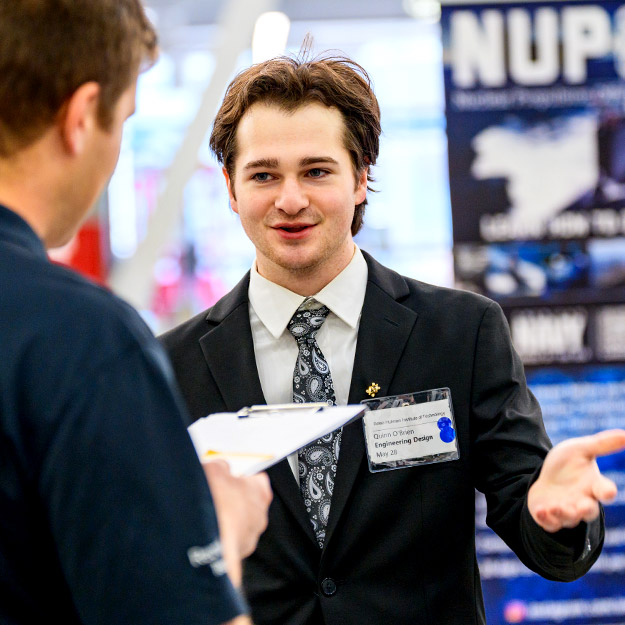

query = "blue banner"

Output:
[[441, 1, 625, 623]]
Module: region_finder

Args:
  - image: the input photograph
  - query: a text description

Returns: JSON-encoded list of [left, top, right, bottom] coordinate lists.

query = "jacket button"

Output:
[[321, 577, 337, 596]]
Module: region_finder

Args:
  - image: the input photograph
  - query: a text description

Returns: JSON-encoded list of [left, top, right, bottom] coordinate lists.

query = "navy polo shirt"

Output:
[[0, 204, 245, 624]]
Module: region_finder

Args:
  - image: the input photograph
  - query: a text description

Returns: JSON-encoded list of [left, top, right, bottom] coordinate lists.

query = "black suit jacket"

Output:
[[161, 251, 602, 625]]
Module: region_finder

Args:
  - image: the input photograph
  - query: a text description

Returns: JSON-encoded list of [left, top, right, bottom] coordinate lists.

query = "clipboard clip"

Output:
[[237, 402, 330, 418]]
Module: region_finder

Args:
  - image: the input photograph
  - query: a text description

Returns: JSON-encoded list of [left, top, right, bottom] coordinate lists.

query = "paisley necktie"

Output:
[[288, 303, 341, 548]]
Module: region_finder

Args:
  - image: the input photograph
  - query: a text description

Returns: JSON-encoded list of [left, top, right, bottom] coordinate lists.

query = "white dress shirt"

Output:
[[248, 246, 368, 478]]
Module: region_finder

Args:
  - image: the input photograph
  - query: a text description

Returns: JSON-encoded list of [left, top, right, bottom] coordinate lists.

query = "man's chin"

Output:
[[276, 260, 318, 275], [271, 246, 323, 269]]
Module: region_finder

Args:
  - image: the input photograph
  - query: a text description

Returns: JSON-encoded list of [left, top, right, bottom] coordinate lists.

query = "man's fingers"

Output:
[[204, 464, 272, 509], [577, 498, 601, 523], [533, 497, 600, 532], [202, 458, 231, 482], [533, 506, 561, 533], [550, 503, 578, 527], [248, 472, 272, 505], [591, 473, 618, 503], [578, 429, 625, 459]]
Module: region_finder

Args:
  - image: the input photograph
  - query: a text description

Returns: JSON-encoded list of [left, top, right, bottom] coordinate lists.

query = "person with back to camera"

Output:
[[0, 2, 271, 624], [161, 48, 625, 625]]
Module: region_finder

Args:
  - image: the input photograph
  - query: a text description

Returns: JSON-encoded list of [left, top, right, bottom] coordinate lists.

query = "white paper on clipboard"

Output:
[[188, 403, 366, 475]]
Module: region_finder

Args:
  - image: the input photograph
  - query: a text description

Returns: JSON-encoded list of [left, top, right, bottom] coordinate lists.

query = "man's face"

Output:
[[92, 83, 137, 195], [225, 102, 367, 292], [51, 81, 137, 249]]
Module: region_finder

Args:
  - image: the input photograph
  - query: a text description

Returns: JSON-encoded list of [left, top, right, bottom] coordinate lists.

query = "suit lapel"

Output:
[[325, 253, 418, 545], [198, 275, 317, 545], [199, 298, 264, 413]]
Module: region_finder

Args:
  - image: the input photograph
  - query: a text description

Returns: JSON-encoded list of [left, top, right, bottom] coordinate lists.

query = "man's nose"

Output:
[[274, 177, 309, 214]]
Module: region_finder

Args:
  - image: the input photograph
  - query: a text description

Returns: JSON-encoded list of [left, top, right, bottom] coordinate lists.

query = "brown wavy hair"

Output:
[[0, 0, 157, 157], [209, 52, 381, 235]]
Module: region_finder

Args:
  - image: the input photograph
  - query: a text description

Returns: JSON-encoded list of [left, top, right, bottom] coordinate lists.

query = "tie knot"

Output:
[[287, 305, 330, 342]]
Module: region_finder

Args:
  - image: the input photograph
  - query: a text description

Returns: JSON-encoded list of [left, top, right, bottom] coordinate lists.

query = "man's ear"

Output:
[[223, 167, 239, 214], [58, 82, 101, 155], [355, 166, 368, 205]]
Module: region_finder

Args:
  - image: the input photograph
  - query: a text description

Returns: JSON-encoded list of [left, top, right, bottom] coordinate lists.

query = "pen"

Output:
[[202, 450, 275, 461]]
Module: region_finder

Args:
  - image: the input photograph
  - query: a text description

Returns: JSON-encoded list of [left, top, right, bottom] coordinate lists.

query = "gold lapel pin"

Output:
[[366, 382, 381, 397]]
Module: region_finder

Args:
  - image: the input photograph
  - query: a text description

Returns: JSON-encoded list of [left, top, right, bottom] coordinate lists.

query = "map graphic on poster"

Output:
[[441, 1, 625, 623]]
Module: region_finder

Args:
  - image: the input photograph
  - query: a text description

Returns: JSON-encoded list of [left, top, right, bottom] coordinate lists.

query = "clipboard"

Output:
[[187, 403, 366, 475]]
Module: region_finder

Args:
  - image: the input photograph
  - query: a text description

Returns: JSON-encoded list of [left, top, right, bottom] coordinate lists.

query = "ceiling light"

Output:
[[252, 11, 291, 63], [403, 0, 441, 24]]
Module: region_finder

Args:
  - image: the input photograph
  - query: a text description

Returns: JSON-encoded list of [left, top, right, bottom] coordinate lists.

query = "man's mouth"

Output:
[[282, 225, 307, 233], [274, 224, 313, 233]]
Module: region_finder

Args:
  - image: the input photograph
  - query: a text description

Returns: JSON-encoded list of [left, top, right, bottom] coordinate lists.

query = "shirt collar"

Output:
[[0, 203, 47, 260], [249, 246, 368, 339]]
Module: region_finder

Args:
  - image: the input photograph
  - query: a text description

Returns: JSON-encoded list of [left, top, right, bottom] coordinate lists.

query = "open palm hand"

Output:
[[528, 429, 625, 532]]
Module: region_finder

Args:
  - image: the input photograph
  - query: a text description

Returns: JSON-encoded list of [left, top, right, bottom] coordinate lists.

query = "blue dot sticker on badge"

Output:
[[437, 416, 455, 443]]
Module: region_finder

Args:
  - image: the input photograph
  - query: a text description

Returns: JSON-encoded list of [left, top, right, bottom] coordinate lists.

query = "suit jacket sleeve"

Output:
[[471, 300, 603, 581]]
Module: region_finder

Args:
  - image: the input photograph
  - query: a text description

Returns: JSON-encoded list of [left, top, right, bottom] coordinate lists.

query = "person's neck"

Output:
[[274, 271, 333, 297], [0, 179, 49, 245], [0, 138, 70, 249]]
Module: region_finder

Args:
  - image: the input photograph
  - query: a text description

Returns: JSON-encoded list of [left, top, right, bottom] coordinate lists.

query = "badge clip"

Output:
[[237, 402, 329, 418]]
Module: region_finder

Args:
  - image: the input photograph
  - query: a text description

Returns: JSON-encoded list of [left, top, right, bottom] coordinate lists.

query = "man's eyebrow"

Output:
[[243, 158, 279, 170], [300, 156, 339, 167]]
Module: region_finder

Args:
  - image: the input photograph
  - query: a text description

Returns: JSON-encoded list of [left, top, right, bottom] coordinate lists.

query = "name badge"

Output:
[[361, 388, 459, 473]]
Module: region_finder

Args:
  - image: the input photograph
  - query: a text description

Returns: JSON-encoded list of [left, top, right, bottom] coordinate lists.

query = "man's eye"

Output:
[[308, 168, 327, 178], [252, 172, 271, 182]]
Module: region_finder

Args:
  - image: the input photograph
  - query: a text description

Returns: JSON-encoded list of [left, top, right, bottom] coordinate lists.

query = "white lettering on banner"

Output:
[[562, 6, 612, 84], [451, 83, 625, 112], [451, 5, 624, 88], [479, 212, 546, 241], [451, 10, 506, 88], [509, 8, 559, 86], [547, 212, 592, 239], [478, 208, 625, 243], [511, 309, 588, 363], [596, 306, 625, 361], [592, 209, 622, 237], [527, 595, 625, 622]]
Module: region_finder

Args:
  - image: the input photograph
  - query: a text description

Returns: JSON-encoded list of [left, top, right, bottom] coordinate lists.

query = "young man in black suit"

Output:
[[161, 54, 625, 625]]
